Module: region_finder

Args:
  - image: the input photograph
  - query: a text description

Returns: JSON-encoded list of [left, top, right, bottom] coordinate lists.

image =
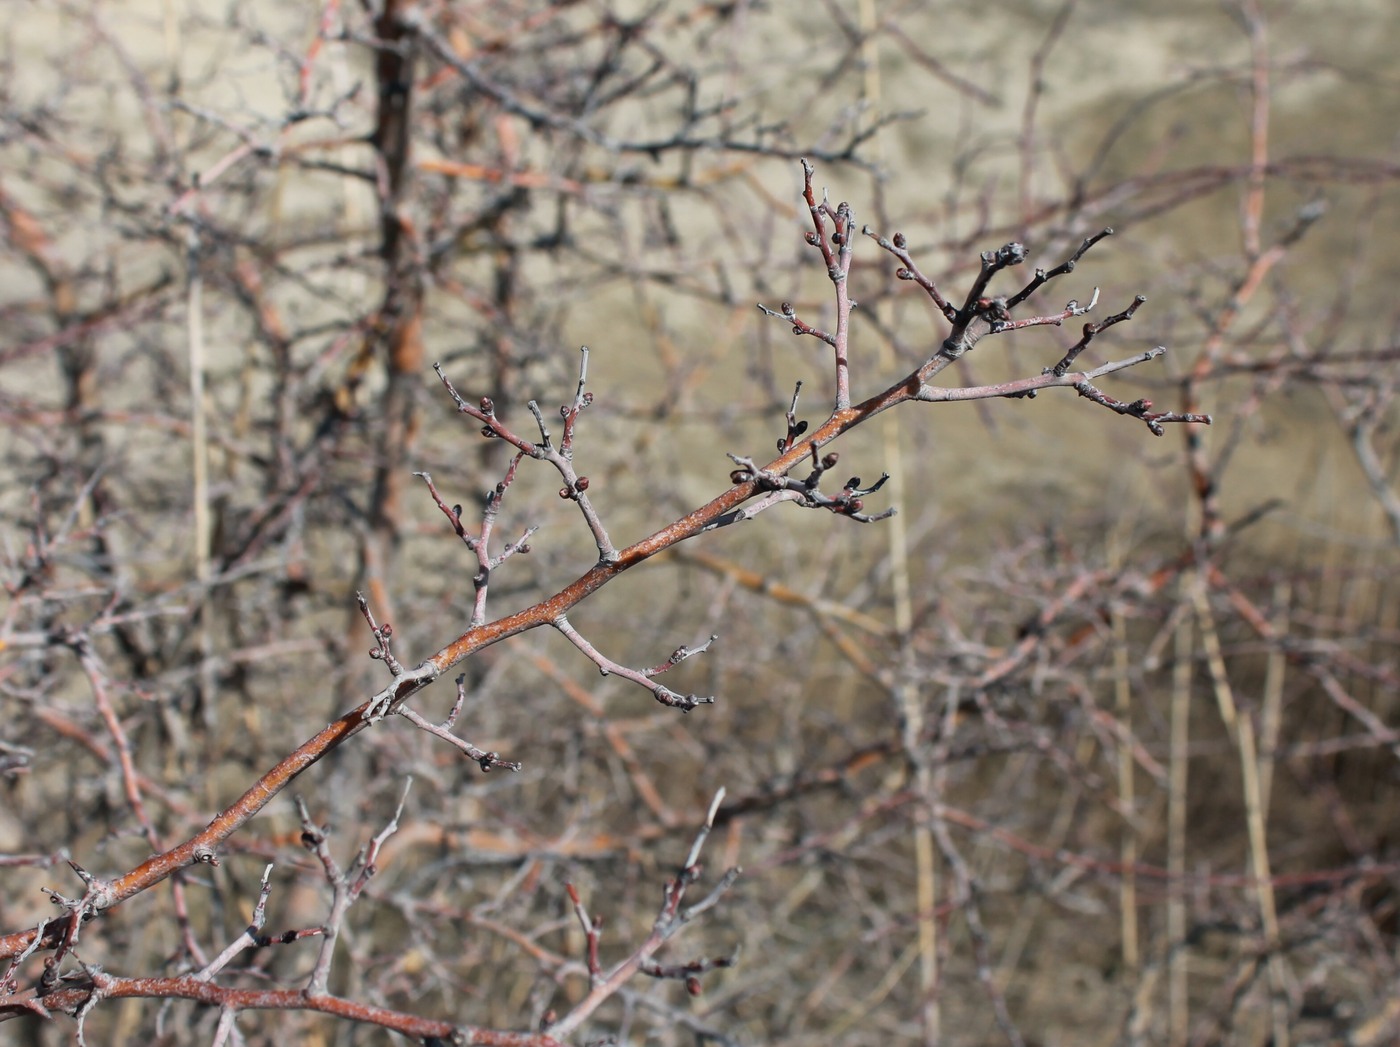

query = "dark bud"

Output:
[[805, 231, 820, 246], [518, 543, 531, 554], [582, 392, 594, 406], [381, 623, 392, 637], [480, 396, 494, 413], [781, 301, 794, 316], [575, 476, 590, 492], [560, 404, 569, 417], [793, 420, 808, 436], [998, 242, 1027, 265], [452, 504, 462, 518], [369, 648, 382, 659], [1131, 399, 1152, 412], [686, 976, 702, 997], [822, 452, 839, 468], [846, 477, 861, 489], [893, 232, 906, 248], [896, 267, 912, 280], [559, 487, 573, 499], [730, 470, 751, 485], [831, 230, 843, 245], [976, 297, 1011, 322], [847, 499, 864, 513], [481, 426, 495, 438]]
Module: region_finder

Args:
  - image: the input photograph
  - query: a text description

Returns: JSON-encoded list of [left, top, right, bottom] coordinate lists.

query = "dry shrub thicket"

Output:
[[2, 1, 1399, 1044]]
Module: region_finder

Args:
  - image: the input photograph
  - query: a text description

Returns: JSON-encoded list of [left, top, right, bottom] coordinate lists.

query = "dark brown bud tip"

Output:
[[574, 476, 589, 491]]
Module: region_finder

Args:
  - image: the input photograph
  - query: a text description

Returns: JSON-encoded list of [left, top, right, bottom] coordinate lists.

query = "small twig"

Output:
[[916, 346, 1213, 435], [863, 227, 958, 320], [356, 593, 405, 677], [564, 882, 603, 989], [756, 301, 837, 348], [777, 382, 810, 454], [1005, 228, 1114, 307], [545, 789, 738, 1040], [642, 635, 718, 678], [798, 158, 855, 408], [1072, 373, 1212, 436], [552, 614, 715, 711], [726, 453, 896, 523], [194, 865, 276, 981], [396, 675, 522, 772], [559, 346, 595, 456], [415, 465, 536, 627], [1047, 294, 1147, 376], [436, 359, 618, 563], [299, 778, 412, 998]]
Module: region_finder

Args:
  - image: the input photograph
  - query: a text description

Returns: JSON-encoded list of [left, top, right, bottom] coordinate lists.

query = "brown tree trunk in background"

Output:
[[356, 0, 425, 621]]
